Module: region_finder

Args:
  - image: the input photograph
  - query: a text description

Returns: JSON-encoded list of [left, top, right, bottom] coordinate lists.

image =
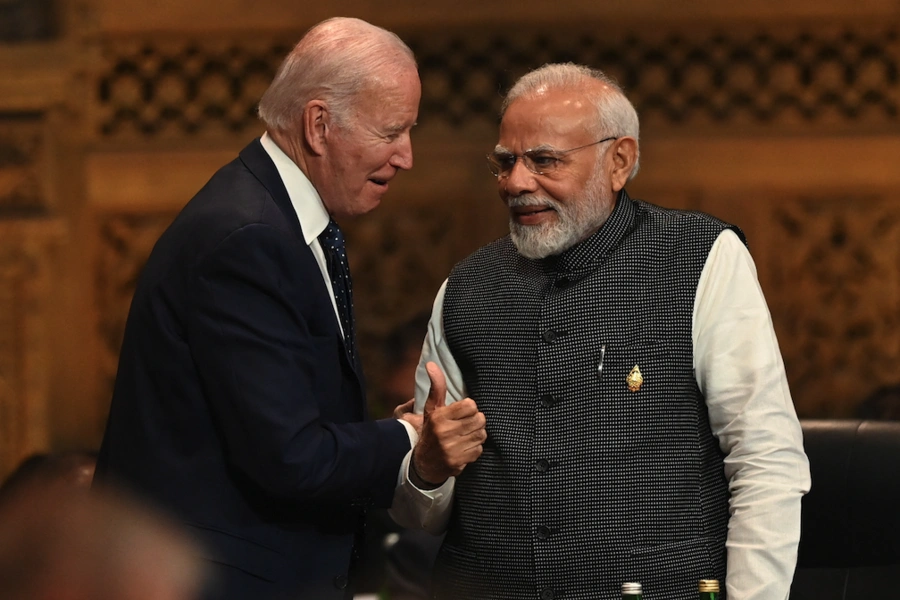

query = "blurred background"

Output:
[[1, 0, 899, 480]]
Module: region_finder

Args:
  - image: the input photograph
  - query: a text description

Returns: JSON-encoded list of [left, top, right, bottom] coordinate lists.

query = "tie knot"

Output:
[[319, 219, 346, 250]]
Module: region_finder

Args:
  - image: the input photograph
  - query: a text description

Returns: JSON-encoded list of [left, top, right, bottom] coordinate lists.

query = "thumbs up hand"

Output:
[[409, 362, 487, 489]]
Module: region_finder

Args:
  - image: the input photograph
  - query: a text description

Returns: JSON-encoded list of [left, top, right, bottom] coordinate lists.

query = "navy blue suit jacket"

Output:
[[95, 138, 412, 600]]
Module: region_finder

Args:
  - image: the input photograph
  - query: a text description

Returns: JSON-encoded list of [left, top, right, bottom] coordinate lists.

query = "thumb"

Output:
[[423, 361, 447, 415]]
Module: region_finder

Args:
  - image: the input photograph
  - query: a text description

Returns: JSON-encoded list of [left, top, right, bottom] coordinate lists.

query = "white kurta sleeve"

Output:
[[390, 280, 466, 533], [693, 229, 811, 600]]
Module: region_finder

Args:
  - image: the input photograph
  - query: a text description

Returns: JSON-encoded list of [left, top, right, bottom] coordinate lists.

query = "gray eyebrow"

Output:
[[384, 121, 417, 136], [523, 144, 558, 153], [493, 143, 559, 155]]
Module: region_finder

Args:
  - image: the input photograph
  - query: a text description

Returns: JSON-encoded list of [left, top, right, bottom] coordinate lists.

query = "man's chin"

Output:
[[344, 195, 383, 218], [510, 226, 572, 259]]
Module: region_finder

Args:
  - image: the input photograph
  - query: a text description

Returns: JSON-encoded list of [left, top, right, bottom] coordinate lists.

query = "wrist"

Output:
[[409, 452, 445, 490]]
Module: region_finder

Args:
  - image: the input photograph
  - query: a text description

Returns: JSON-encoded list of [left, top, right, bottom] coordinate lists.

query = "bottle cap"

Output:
[[699, 579, 720, 592], [622, 582, 642, 594]]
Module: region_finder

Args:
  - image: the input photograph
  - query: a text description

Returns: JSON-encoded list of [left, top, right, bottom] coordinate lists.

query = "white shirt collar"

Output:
[[259, 132, 330, 244]]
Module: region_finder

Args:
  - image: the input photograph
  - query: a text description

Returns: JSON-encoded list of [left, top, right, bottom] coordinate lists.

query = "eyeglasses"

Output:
[[486, 136, 619, 178]]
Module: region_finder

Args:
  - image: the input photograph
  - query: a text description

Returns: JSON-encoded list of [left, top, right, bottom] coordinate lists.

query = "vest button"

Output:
[[333, 575, 348, 590], [535, 459, 550, 472], [540, 587, 556, 600], [539, 394, 556, 408], [536, 525, 551, 540], [542, 329, 558, 343]]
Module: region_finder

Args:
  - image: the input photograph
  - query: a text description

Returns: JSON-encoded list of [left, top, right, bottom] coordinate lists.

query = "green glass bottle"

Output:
[[698, 579, 720, 600], [621, 582, 643, 600]]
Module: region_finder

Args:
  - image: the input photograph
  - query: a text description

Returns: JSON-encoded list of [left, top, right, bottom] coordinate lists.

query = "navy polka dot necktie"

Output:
[[318, 219, 356, 360]]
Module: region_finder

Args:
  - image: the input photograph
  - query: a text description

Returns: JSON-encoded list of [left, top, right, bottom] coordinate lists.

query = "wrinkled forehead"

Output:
[[498, 88, 597, 151], [350, 66, 421, 124]]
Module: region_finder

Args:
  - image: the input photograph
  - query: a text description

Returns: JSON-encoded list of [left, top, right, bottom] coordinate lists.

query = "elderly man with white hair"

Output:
[[95, 18, 424, 600]]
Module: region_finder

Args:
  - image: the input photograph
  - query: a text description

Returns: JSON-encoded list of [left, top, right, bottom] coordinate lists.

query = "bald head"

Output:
[[258, 17, 417, 131]]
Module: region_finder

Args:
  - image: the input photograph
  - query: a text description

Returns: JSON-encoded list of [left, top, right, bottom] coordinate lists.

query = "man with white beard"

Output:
[[390, 63, 810, 600]]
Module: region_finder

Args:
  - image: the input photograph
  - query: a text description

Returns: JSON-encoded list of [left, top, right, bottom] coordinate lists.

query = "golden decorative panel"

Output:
[[0, 220, 64, 479], [0, 109, 62, 477], [95, 24, 899, 139], [0, 244, 28, 475], [766, 193, 900, 417], [0, 114, 46, 214], [95, 39, 291, 138]]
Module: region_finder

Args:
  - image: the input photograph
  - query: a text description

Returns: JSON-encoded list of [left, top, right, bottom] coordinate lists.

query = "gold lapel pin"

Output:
[[626, 365, 643, 392]]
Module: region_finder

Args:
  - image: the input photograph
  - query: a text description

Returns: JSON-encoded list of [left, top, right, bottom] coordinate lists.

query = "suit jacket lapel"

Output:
[[238, 137, 367, 394]]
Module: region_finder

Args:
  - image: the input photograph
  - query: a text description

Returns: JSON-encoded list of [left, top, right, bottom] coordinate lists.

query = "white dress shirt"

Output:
[[259, 133, 342, 333], [390, 229, 811, 600]]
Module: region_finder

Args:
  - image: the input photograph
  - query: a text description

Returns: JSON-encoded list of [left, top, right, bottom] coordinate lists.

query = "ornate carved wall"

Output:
[[3, 1, 900, 477], [768, 192, 900, 415], [96, 25, 900, 136], [0, 114, 64, 477]]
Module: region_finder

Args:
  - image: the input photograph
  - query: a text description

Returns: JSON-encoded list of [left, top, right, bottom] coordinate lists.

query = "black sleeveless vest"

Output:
[[436, 192, 744, 600]]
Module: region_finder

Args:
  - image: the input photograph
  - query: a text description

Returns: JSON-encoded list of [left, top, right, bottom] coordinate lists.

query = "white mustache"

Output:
[[507, 194, 559, 211]]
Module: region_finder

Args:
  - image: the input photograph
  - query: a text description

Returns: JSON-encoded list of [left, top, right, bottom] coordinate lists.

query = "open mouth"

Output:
[[369, 178, 389, 188]]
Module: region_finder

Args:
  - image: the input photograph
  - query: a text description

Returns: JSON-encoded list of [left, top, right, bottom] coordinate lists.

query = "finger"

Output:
[[400, 412, 424, 434], [392, 398, 416, 419], [429, 410, 485, 440], [440, 398, 480, 419], [461, 442, 484, 460], [451, 412, 487, 436], [423, 361, 448, 415], [447, 444, 484, 473]]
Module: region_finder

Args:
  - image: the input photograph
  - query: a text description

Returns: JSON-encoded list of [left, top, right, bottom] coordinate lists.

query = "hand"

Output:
[[411, 362, 486, 488], [394, 398, 423, 435]]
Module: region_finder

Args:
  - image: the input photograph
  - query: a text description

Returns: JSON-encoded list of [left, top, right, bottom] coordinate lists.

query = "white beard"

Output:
[[508, 171, 614, 259]]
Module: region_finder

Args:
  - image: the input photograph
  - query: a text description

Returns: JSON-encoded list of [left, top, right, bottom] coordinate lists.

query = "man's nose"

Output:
[[501, 158, 538, 196], [390, 134, 414, 170]]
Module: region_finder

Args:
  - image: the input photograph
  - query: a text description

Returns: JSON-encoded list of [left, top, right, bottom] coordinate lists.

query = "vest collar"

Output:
[[545, 189, 634, 281]]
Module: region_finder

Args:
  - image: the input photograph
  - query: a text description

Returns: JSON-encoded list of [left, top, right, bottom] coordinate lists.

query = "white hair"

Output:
[[502, 63, 641, 180], [258, 17, 416, 131]]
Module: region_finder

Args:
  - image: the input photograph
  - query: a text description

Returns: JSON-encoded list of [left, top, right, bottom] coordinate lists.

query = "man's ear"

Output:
[[609, 137, 638, 192], [303, 100, 330, 156]]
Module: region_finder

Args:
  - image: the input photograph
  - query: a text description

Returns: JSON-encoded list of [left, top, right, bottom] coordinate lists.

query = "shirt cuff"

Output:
[[389, 449, 454, 534], [397, 418, 419, 448]]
